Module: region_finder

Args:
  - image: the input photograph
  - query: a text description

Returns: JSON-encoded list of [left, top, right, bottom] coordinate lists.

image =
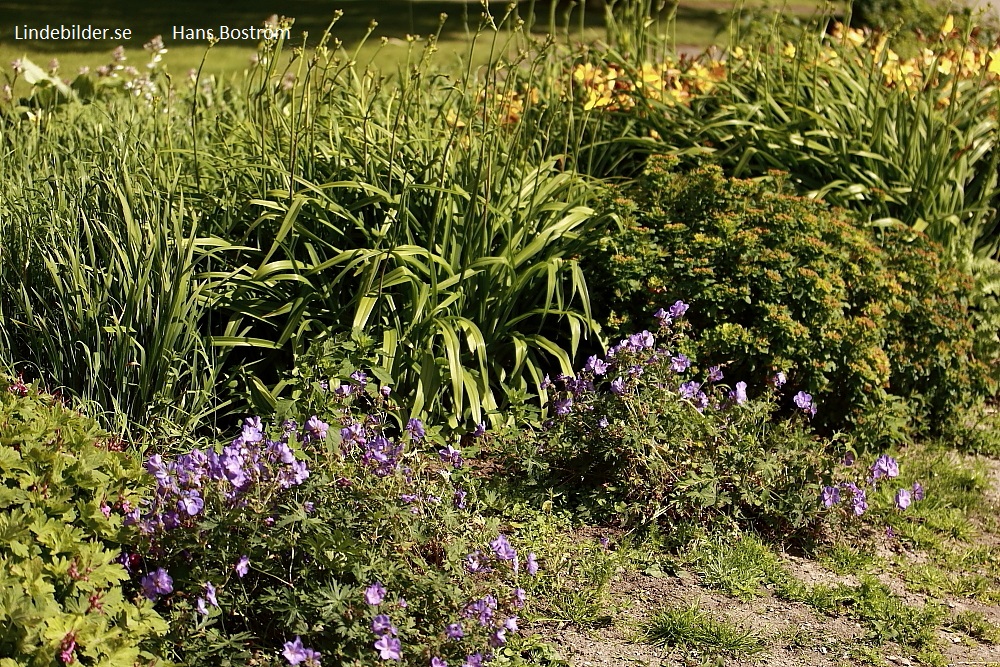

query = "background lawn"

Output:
[[0, 0, 838, 77]]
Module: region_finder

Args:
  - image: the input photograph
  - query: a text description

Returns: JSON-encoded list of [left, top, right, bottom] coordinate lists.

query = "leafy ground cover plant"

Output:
[[583, 159, 991, 443], [0, 377, 166, 666], [126, 385, 540, 666], [492, 305, 833, 534]]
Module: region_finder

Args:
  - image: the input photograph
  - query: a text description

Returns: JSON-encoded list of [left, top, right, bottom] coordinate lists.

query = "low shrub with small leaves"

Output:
[[127, 383, 538, 667], [584, 159, 991, 444], [493, 308, 833, 534], [0, 378, 167, 666]]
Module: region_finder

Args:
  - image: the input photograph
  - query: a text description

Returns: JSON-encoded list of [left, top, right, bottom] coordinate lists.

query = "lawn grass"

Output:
[[0, 0, 841, 82]]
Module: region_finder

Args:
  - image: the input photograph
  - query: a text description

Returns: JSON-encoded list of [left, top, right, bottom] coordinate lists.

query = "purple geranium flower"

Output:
[[912, 481, 925, 501], [895, 488, 912, 510], [671, 353, 691, 373], [283, 636, 321, 666], [365, 582, 387, 605], [871, 454, 900, 480], [610, 377, 626, 395], [140, 568, 173, 601], [730, 381, 748, 405], [490, 534, 517, 561], [235, 555, 250, 578], [489, 628, 507, 647], [793, 391, 817, 416], [305, 416, 329, 441], [630, 330, 655, 349], [554, 398, 573, 416], [526, 552, 539, 576], [439, 445, 463, 469], [820, 486, 841, 508], [463, 653, 487, 667], [679, 381, 701, 400], [465, 550, 485, 573], [514, 587, 527, 608], [707, 366, 724, 382], [841, 482, 868, 516], [446, 622, 464, 640], [585, 355, 609, 376], [374, 635, 402, 661], [372, 614, 397, 636], [283, 637, 306, 664], [406, 418, 425, 440], [178, 489, 204, 516], [668, 300, 689, 319], [205, 582, 218, 607], [432, 658, 448, 667]]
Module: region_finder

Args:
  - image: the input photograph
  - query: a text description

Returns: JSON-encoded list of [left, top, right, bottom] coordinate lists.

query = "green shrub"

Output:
[[129, 391, 535, 666], [0, 379, 166, 666], [583, 159, 990, 442], [492, 310, 833, 533]]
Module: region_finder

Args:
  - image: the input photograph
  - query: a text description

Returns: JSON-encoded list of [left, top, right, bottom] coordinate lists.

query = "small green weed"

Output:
[[848, 642, 890, 666], [689, 533, 788, 600], [950, 611, 1000, 644], [643, 603, 767, 657], [947, 404, 1000, 458], [801, 577, 943, 649], [820, 543, 879, 576], [905, 563, 1000, 602]]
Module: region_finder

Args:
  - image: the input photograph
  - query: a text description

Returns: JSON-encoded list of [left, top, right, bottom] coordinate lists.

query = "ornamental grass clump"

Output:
[[128, 386, 535, 667], [495, 306, 832, 533]]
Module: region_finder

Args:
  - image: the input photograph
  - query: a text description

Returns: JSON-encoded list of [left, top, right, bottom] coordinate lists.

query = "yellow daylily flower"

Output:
[[989, 49, 1000, 75], [940, 14, 954, 37]]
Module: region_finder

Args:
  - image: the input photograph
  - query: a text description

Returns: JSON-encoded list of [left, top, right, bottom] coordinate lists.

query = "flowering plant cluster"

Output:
[[123, 374, 538, 667], [3, 39, 172, 112], [497, 307, 831, 532], [127, 416, 314, 539], [570, 59, 725, 112], [821, 453, 926, 517], [559, 18, 1000, 117], [359, 530, 538, 667]]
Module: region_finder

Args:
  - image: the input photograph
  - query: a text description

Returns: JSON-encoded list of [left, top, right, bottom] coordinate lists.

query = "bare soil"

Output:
[[525, 456, 1000, 667]]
